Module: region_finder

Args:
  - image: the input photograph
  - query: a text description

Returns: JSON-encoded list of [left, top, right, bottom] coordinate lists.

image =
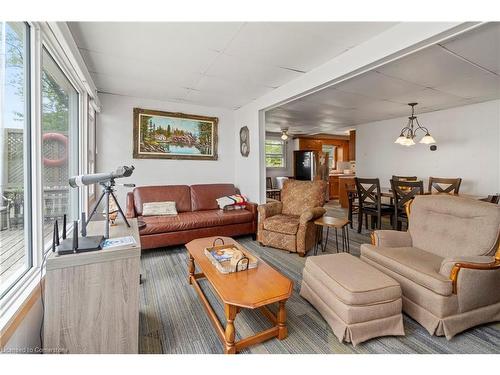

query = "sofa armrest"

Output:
[[126, 192, 137, 218], [371, 230, 412, 248], [299, 207, 326, 224], [257, 201, 283, 220], [439, 256, 500, 294], [245, 202, 258, 215]]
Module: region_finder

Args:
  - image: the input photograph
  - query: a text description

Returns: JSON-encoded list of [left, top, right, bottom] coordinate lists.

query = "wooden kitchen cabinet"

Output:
[[329, 175, 340, 199], [348, 130, 356, 161]]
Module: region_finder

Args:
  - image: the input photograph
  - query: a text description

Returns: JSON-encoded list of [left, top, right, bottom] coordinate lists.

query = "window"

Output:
[[0, 22, 32, 297], [265, 139, 286, 168], [322, 145, 336, 170], [41, 47, 79, 247]]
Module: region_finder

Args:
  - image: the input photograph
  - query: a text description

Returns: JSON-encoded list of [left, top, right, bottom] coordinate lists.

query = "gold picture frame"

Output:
[[133, 107, 218, 160]]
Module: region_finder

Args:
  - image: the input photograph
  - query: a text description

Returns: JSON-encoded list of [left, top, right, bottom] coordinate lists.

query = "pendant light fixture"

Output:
[[280, 128, 289, 141], [395, 103, 436, 147]]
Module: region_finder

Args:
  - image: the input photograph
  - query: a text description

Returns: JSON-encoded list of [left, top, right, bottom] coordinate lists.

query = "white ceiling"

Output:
[[265, 22, 500, 135], [68, 22, 397, 109]]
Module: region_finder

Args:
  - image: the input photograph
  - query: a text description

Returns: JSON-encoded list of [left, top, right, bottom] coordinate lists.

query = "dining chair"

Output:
[[390, 179, 424, 230], [345, 181, 358, 229], [354, 177, 393, 233], [480, 194, 500, 204], [428, 177, 462, 194], [266, 177, 273, 189], [392, 175, 418, 182]]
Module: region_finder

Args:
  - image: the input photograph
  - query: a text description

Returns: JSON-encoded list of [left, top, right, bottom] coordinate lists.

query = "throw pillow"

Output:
[[142, 201, 178, 216], [216, 194, 248, 209]]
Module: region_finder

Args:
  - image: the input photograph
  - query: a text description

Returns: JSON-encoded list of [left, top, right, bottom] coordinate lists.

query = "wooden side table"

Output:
[[313, 216, 350, 255]]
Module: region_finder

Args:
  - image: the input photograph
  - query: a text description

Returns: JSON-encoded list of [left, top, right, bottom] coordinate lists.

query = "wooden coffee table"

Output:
[[186, 236, 293, 354]]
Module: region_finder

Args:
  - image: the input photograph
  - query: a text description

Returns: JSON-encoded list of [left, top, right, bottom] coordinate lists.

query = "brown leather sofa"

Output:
[[126, 183, 258, 249]]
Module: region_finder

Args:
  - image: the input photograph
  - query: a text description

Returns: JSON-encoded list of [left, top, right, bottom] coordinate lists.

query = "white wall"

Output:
[[233, 23, 476, 203], [355, 100, 500, 195], [96, 93, 236, 207]]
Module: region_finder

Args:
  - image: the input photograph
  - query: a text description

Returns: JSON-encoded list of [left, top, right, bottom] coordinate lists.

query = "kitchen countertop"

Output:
[[329, 173, 356, 177]]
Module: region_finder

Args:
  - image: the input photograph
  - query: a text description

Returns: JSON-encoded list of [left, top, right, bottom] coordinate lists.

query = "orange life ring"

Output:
[[42, 133, 68, 167]]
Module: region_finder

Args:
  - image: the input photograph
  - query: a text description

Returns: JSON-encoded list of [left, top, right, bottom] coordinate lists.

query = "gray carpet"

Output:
[[138, 203, 500, 354]]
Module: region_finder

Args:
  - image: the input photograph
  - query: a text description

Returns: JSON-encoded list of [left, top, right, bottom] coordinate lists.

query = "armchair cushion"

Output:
[[263, 214, 300, 235], [439, 256, 495, 278], [371, 230, 412, 248], [408, 195, 500, 258], [361, 244, 452, 296], [299, 207, 326, 224]]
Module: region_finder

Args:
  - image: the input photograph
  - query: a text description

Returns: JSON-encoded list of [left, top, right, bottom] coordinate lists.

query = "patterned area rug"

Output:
[[138, 203, 500, 354]]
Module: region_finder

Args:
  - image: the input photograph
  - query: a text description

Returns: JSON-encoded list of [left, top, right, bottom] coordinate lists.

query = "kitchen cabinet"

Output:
[[348, 130, 356, 161], [329, 175, 340, 199]]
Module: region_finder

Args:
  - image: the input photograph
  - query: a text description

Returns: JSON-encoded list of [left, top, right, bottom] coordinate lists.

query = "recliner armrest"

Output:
[[299, 207, 326, 224], [371, 230, 412, 248], [257, 201, 283, 220]]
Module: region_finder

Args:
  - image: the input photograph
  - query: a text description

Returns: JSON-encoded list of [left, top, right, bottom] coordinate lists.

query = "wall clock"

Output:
[[240, 126, 250, 157]]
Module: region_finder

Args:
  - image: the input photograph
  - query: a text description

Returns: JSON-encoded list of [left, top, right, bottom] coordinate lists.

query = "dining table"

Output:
[[346, 187, 486, 201]]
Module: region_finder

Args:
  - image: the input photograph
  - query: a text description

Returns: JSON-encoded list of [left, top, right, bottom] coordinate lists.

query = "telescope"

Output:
[[69, 165, 135, 188], [69, 166, 135, 239]]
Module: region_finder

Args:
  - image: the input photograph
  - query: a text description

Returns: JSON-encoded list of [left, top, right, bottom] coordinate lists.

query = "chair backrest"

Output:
[[275, 176, 289, 190], [391, 179, 424, 213], [281, 179, 325, 216], [480, 194, 500, 204], [428, 177, 462, 194], [392, 175, 418, 182], [408, 195, 500, 258], [266, 177, 273, 189], [355, 178, 381, 210]]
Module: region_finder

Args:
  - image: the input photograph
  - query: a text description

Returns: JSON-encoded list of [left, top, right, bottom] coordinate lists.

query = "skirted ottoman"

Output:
[[300, 253, 405, 346]]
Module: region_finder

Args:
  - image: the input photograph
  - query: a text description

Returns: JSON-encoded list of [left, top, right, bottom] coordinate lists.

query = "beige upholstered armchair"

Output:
[[360, 195, 500, 339], [258, 180, 326, 257]]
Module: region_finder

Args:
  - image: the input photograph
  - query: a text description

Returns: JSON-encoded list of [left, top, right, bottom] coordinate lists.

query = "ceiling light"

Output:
[[394, 103, 436, 147], [280, 128, 289, 141]]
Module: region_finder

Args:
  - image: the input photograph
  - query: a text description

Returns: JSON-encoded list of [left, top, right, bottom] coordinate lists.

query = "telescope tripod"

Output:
[[87, 179, 130, 239]]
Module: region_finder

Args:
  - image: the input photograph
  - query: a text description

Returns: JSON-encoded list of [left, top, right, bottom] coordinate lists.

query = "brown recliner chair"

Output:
[[257, 179, 326, 257], [360, 194, 500, 339]]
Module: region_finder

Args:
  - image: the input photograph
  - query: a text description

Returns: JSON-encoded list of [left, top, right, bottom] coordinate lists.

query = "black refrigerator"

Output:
[[294, 150, 316, 180], [294, 150, 329, 201]]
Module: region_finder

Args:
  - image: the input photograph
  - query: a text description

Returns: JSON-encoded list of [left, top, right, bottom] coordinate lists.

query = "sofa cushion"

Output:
[[139, 209, 253, 235], [134, 185, 191, 215], [409, 195, 500, 258], [360, 244, 453, 296], [263, 214, 300, 235], [190, 184, 237, 211], [303, 253, 401, 306]]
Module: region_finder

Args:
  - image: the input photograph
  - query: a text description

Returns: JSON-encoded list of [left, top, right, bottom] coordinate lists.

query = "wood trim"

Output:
[[0, 280, 43, 349], [370, 232, 376, 246], [450, 241, 500, 294]]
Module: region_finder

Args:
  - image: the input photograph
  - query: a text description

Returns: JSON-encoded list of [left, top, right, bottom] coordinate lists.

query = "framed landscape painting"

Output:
[[133, 108, 218, 160]]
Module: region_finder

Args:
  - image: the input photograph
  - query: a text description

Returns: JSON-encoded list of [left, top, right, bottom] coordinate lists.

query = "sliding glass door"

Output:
[[41, 47, 79, 247], [0, 22, 32, 297]]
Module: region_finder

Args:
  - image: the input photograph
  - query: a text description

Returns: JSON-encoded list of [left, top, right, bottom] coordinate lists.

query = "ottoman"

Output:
[[300, 253, 405, 346]]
